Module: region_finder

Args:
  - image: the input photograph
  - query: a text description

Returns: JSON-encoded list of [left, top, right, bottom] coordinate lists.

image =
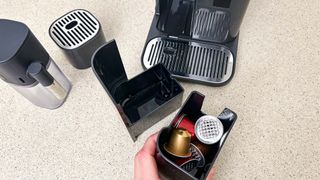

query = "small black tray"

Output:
[[156, 91, 237, 179], [92, 40, 184, 141], [49, 9, 106, 69]]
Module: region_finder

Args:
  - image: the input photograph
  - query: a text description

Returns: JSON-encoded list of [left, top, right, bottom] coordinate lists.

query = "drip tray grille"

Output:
[[49, 9, 100, 50], [142, 38, 234, 85]]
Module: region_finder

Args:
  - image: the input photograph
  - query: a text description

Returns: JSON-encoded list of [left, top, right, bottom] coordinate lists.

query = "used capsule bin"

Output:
[[92, 40, 184, 141]]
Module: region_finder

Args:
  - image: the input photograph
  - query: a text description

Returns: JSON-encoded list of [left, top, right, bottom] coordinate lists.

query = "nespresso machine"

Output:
[[0, 19, 72, 109], [142, 0, 250, 86]]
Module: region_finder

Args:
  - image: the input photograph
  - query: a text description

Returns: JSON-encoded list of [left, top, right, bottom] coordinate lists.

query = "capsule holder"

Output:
[[156, 91, 237, 180]]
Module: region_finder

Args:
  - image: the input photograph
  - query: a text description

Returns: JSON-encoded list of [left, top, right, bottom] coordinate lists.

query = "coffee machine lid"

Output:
[[0, 19, 49, 86]]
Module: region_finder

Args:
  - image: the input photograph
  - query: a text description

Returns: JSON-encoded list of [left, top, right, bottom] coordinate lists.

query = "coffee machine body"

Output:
[[142, 0, 250, 86], [192, 0, 250, 43]]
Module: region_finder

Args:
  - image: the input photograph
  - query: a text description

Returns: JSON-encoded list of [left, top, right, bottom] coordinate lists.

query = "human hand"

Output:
[[206, 166, 217, 180], [134, 133, 160, 180], [134, 133, 216, 180]]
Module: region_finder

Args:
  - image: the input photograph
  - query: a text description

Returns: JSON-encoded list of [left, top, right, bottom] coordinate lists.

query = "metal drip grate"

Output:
[[192, 8, 230, 42], [142, 37, 234, 84], [49, 9, 100, 49]]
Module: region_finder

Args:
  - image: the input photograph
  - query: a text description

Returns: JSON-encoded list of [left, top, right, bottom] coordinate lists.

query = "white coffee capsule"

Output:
[[194, 115, 224, 145]]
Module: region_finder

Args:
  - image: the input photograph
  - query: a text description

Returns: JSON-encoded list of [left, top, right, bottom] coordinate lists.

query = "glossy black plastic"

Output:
[[156, 91, 237, 179], [27, 62, 54, 87], [155, 0, 250, 43], [92, 40, 184, 141]]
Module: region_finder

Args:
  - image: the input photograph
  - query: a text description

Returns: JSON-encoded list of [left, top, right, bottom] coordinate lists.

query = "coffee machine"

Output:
[[142, 0, 250, 86], [0, 19, 72, 109]]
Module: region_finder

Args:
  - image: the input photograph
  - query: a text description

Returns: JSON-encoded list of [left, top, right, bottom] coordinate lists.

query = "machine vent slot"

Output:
[[192, 9, 231, 42]]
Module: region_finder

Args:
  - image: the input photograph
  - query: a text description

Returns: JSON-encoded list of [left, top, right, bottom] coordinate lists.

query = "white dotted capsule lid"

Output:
[[194, 115, 224, 145]]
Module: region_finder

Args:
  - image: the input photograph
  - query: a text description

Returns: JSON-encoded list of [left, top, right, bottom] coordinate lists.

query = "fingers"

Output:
[[206, 166, 217, 180], [134, 151, 159, 180], [140, 133, 158, 156], [134, 133, 160, 180], [136, 132, 217, 180]]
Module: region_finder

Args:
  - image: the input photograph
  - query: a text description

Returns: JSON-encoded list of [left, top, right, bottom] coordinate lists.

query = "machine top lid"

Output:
[[0, 19, 29, 63]]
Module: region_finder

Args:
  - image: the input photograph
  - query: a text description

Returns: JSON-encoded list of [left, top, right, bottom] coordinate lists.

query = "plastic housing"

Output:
[[92, 40, 184, 141], [156, 91, 237, 179], [49, 9, 106, 69], [142, 0, 250, 86]]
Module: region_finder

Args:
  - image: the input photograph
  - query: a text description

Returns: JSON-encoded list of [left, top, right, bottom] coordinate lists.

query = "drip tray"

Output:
[[142, 37, 234, 85]]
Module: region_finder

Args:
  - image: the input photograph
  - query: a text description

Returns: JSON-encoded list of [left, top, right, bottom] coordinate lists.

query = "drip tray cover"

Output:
[[142, 37, 234, 85], [49, 9, 106, 69]]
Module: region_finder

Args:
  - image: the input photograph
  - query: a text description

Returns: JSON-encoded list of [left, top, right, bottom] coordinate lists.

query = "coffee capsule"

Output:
[[173, 114, 196, 140], [164, 128, 192, 158], [180, 159, 198, 173], [190, 143, 205, 167], [174, 143, 205, 168], [193, 141, 211, 158], [194, 115, 224, 145]]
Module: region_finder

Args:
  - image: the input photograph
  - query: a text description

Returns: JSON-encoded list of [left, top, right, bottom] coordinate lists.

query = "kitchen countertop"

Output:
[[0, 0, 319, 179]]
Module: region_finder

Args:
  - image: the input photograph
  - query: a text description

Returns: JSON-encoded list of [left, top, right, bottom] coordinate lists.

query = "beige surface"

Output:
[[0, 0, 319, 179]]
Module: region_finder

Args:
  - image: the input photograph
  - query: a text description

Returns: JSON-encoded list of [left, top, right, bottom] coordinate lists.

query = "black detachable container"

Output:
[[92, 40, 184, 141], [142, 0, 250, 86], [157, 91, 237, 179], [49, 9, 106, 69]]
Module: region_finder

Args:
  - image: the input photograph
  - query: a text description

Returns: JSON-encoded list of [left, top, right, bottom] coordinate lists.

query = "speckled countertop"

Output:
[[0, 0, 319, 179]]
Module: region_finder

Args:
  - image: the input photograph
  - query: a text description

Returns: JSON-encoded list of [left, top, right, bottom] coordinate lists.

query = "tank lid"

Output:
[[0, 19, 50, 86], [0, 19, 29, 63]]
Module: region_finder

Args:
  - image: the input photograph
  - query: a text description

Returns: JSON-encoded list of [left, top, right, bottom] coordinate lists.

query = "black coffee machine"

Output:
[[142, 0, 250, 86]]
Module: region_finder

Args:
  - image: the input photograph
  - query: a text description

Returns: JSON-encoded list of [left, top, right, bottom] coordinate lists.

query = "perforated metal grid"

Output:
[[49, 9, 100, 50], [142, 37, 234, 85], [194, 116, 224, 144]]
